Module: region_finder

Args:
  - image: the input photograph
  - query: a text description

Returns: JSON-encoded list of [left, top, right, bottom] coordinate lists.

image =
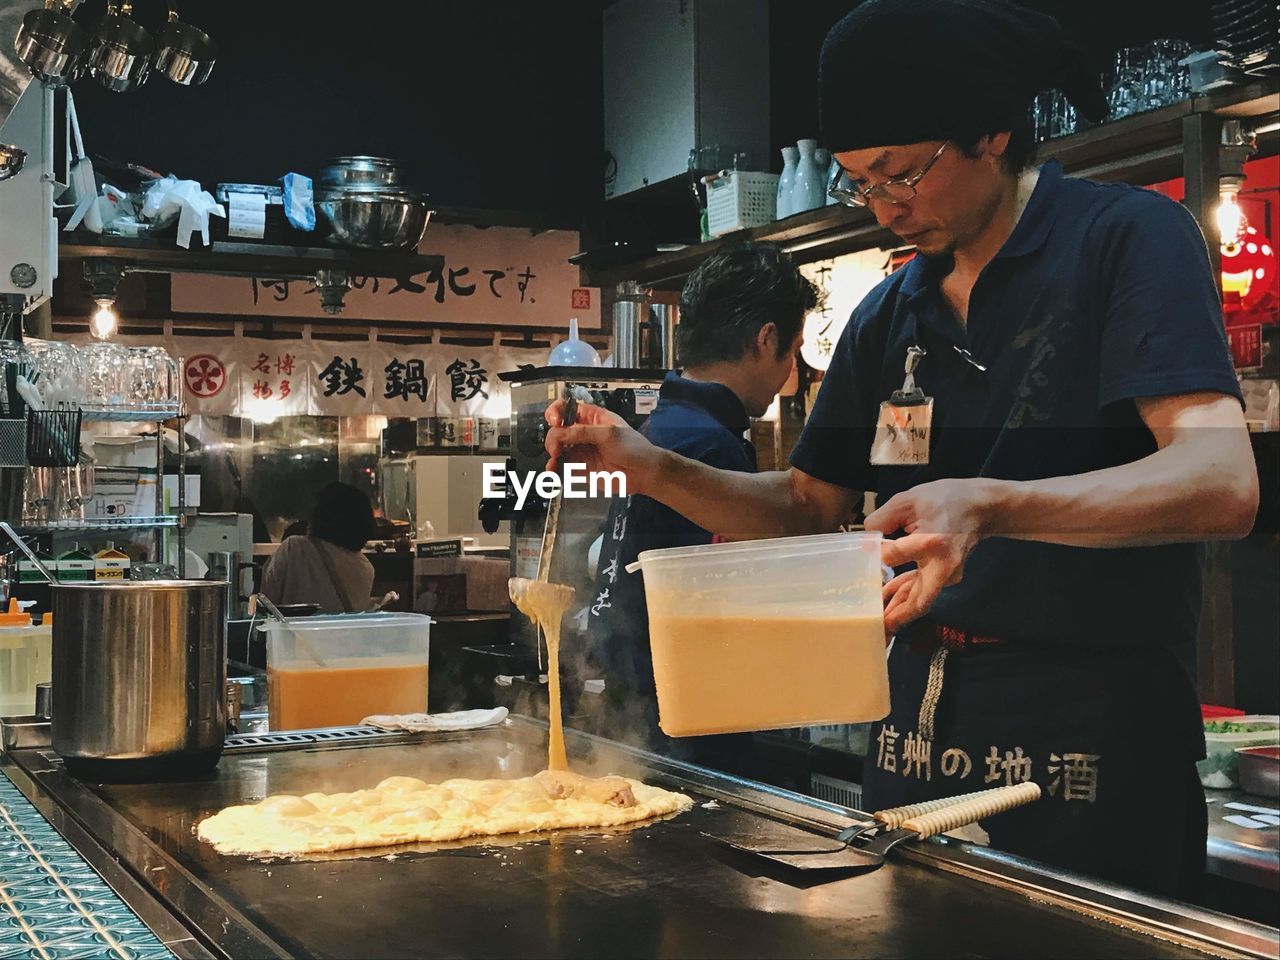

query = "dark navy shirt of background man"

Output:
[[588, 372, 757, 766]]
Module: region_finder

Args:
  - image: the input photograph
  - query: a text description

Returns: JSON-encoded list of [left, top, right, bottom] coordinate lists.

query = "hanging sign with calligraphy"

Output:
[[373, 340, 438, 415], [168, 225, 600, 329], [799, 249, 890, 372], [309, 337, 374, 417], [434, 346, 494, 419]]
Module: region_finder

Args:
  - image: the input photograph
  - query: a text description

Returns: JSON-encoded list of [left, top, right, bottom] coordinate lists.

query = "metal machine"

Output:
[[381, 453, 510, 548], [480, 365, 665, 656], [0, 68, 61, 336]]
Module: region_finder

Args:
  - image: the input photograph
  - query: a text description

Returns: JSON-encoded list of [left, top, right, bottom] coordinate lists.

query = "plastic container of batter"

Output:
[[260, 612, 432, 731], [629, 532, 889, 737], [0, 601, 52, 717]]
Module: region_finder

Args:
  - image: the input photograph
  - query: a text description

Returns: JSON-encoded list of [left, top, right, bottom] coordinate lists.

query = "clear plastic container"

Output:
[[0, 603, 52, 717], [1198, 715, 1279, 789], [630, 532, 889, 737], [259, 612, 432, 731]]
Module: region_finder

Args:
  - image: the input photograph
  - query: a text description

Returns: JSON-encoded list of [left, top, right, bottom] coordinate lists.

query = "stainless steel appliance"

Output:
[[51, 580, 227, 781]]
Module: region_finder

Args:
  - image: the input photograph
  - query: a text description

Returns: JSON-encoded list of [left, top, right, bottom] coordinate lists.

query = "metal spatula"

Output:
[[705, 782, 1041, 873]]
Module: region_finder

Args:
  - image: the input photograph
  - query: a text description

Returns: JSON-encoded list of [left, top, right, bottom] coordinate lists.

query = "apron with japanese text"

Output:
[[861, 629, 1207, 900]]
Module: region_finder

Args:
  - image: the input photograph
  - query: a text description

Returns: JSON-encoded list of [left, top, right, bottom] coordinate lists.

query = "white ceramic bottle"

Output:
[[791, 139, 825, 214], [776, 146, 798, 219]]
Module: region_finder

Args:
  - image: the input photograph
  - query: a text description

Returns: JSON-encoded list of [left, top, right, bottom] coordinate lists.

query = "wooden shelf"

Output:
[[584, 79, 1280, 289], [58, 233, 444, 281]]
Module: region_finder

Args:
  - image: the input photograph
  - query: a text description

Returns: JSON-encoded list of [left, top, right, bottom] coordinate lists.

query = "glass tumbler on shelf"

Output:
[[125, 346, 176, 408], [81, 342, 128, 409], [146, 347, 179, 406], [24, 339, 83, 410]]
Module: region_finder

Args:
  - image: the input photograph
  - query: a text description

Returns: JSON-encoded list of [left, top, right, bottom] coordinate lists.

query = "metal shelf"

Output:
[[57, 235, 444, 281], [80, 404, 182, 423], [584, 79, 1280, 289], [17, 516, 180, 532]]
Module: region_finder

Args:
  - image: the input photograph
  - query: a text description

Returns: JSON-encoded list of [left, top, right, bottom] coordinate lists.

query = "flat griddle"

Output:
[[6, 720, 1274, 960]]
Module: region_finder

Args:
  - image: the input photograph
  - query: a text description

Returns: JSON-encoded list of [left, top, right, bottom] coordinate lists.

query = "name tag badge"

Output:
[[870, 345, 932, 466]]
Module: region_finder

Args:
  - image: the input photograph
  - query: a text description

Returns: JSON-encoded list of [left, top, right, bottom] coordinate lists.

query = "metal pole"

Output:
[[1181, 111, 1223, 280], [176, 360, 186, 578]]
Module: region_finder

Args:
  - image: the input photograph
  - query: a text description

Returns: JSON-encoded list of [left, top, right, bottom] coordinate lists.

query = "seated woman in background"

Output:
[[261, 482, 375, 614]]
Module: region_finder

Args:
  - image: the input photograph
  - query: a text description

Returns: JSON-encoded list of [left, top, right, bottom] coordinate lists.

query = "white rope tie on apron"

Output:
[[917, 645, 949, 741]]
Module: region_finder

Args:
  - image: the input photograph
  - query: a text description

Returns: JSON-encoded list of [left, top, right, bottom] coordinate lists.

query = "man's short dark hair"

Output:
[[954, 109, 1037, 174], [308, 481, 375, 552], [676, 242, 820, 369]]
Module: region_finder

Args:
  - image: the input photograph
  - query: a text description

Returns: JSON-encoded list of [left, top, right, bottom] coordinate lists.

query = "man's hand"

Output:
[[545, 400, 665, 496], [866, 477, 1000, 635]]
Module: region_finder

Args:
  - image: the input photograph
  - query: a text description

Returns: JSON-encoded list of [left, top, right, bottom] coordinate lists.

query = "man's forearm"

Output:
[[647, 452, 835, 540], [986, 438, 1258, 548]]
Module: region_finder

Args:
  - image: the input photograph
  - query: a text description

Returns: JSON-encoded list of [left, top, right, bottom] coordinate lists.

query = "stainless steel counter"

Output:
[[4, 720, 1279, 960], [1206, 788, 1280, 890]]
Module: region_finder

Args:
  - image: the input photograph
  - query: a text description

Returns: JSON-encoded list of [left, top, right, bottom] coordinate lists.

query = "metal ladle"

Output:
[[152, 1, 216, 85], [0, 520, 58, 583], [508, 386, 588, 668], [14, 0, 90, 86], [86, 0, 154, 93], [248, 592, 329, 668]]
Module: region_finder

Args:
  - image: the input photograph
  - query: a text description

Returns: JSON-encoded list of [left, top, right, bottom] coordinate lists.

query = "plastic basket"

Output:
[[25, 409, 82, 467], [707, 171, 779, 237]]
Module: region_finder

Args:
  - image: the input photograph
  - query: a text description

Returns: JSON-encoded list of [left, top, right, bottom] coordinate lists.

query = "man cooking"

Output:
[[545, 0, 1258, 899], [587, 242, 818, 775]]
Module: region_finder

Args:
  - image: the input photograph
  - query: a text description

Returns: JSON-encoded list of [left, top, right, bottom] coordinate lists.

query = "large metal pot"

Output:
[[51, 580, 226, 781]]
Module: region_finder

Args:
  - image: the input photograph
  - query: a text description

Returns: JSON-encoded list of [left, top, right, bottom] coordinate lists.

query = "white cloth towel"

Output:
[[361, 707, 509, 733]]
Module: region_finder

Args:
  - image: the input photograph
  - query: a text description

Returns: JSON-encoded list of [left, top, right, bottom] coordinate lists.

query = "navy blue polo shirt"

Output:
[[588, 372, 756, 698], [791, 160, 1242, 651]]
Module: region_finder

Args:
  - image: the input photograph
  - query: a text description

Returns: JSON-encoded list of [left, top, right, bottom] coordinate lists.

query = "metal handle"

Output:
[[0, 521, 57, 583], [248, 592, 287, 624]]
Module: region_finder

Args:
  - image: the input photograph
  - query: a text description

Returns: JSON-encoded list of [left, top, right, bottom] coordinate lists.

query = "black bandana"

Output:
[[819, 0, 1108, 151]]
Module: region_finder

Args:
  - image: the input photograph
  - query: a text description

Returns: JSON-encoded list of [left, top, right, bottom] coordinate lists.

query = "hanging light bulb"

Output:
[[90, 299, 118, 340], [1215, 187, 1247, 248]]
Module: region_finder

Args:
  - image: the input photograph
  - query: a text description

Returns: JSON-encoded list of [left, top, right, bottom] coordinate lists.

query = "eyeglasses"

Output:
[[827, 142, 948, 208]]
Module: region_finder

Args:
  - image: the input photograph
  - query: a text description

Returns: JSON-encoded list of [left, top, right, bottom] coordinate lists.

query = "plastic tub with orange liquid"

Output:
[[629, 532, 889, 737], [259, 612, 432, 730]]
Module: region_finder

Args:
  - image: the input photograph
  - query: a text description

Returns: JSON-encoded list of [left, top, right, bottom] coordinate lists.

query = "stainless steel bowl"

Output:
[[318, 156, 406, 191], [317, 189, 432, 251], [0, 143, 26, 182]]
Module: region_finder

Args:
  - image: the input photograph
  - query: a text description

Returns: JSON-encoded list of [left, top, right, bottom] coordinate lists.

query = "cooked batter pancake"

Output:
[[197, 769, 693, 856]]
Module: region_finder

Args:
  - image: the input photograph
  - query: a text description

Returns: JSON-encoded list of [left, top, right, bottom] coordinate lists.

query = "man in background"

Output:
[[588, 242, 819, 774]]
